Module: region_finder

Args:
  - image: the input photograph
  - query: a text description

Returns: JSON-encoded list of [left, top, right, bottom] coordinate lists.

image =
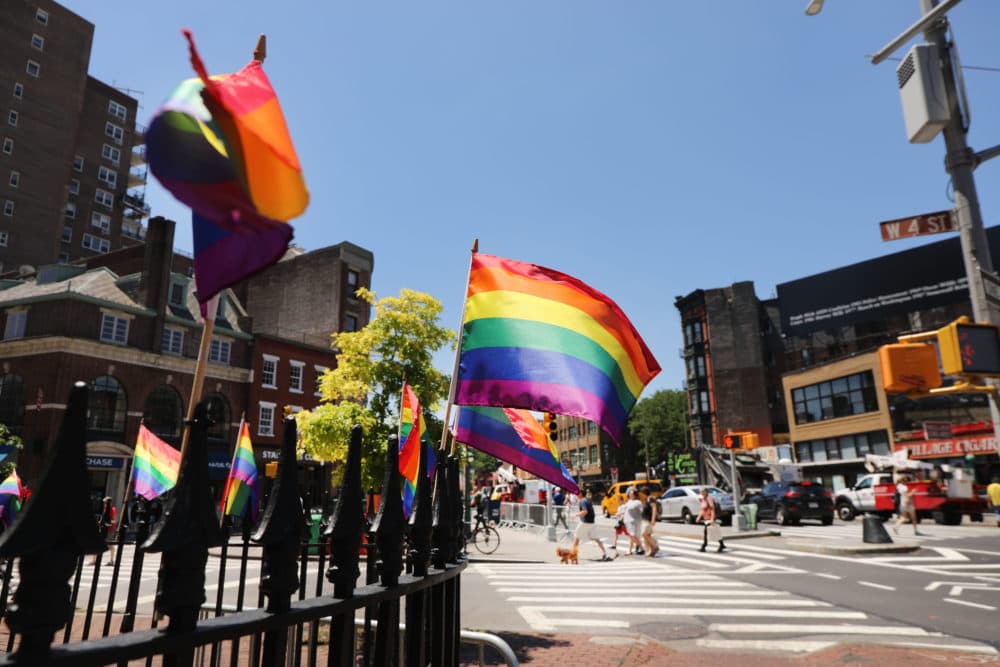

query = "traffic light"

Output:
[[724, 434, 741, 449], [937, 318, 1000, 376], [543, 412, 558, 441], [743, 433, 759, 450], [878, 342, 942, 393]]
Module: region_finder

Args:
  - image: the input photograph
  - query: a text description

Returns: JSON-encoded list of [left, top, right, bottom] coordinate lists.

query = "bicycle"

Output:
[[466, 514, 501, 555]]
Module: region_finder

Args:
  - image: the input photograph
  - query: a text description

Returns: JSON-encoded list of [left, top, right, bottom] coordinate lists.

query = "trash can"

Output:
[[739, 503, 758, 531], [307, 512, 324, 555]]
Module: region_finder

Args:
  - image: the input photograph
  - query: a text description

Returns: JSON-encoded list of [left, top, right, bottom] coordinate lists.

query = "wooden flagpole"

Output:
[[219, 411, 248, 528], [114, 423, 141, 534], [439, 239, 478, 456]]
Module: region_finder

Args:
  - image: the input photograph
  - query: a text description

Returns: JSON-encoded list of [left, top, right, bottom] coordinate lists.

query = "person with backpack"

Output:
[[640, 485, 660, 557]]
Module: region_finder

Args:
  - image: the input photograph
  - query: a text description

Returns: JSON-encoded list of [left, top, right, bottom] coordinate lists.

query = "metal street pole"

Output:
[[914, 0, 1000, 445]]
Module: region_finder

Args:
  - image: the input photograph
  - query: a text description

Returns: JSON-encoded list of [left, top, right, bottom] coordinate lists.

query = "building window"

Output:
[[58, 252, 68, 264], [0, 232, 8, 247], [8, 171, 19, 188], [0, 374, 25, 432], [791, 371, 878, 425], [794, 430, 890, 464], [2, 138, 11, 154], [89, 375, 127, 432], [289, 361, 304, 393], [143, 385, 183, 440], [25, 61, 40, 78], [4, 311, 26, 340], [7, 110, 17, 127], [12, 83, 23, 101], [100, 313, 129, 344], [345, 314, 358, 332], [161, 327, 183, 355], [168, 282, 185, 306], [261, 355, 278, 388], [35, 9, 49, 25], [589, 444, 598, 465], [91, 212, 111, 233], [31, 34, 44, 51], [94, 188, 114, 209], [108, 100, 127, 121], [72, 155, 84, 172], [62, 226, 72, 243], [314, 365, 328, 396], [82, 233, 110, 253], [209, 338, 231, 365], [65, 202, 76, 220], [568, 425, 576, 440], [347, 269, 359, 296], [259, 402, 276, 437], [98, 166, 117, 187], [69, 179, 79, 195], [105, 122, 124, 145], [3, 201, 13, 217], [102, 144, 120, 165]]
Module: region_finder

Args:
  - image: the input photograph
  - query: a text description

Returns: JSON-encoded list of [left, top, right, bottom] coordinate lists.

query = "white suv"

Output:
[[835, 473, 893, 521]]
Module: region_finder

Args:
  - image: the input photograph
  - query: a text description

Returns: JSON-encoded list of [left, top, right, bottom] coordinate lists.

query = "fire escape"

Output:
[[121, 123, 150, 243]]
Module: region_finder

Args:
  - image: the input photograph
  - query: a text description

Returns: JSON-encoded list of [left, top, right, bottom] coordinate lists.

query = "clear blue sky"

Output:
[[70, 1, 1000, 398]]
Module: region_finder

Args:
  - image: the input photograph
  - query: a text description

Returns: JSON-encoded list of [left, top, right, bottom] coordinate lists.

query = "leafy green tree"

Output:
[[627, 389, 688, 470], [297, 288, 456, 490]]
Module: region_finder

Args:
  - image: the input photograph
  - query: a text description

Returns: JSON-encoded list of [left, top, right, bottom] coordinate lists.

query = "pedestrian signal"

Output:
[[878, 342, 942, 393], [743, 433, 759, 450], [265, 461, 279, 478], [724, 434, 741, 449], [543, 412, 558, 441], [937, 318, 1000, 376]]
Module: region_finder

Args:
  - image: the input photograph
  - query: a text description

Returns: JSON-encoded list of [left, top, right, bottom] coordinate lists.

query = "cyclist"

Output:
[[473, 487, 490, 531]]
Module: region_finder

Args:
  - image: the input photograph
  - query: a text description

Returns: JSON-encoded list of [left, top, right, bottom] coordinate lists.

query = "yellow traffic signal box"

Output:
[[878, 343, 942, 393], [936, 318, 1000, 376], [723, 434, 741, 449]]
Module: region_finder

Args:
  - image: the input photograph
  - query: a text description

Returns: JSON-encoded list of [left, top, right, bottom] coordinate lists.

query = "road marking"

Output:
[[508, 596, 828, 606], [869, 547, 967, 563], [944, 598, 997, 611], [884, 640, 997, 654], [518, 606, 867, 619], [815, 573, 842, 580], [858, 581, 896, 591], [709, 623, 938, 636], [696, 639, 835, 653], [496, 587, 776, 595]]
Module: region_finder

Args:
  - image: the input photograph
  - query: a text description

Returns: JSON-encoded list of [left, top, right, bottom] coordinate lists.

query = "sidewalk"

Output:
[[458, 632, 992, 666]]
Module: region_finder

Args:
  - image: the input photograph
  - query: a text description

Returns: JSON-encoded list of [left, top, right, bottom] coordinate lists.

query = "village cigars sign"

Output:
[[903, 435, 998, 459]]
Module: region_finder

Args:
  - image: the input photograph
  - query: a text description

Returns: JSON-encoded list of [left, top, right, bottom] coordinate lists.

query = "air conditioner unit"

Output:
[[897, 43, 949, 144]]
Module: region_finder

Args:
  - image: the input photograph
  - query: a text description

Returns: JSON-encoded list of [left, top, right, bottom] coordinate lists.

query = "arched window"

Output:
[[0, 374, 25, 432], [203, 393, 231, 443], [89, 375, 126, 432], [143, 385, 183, 440]]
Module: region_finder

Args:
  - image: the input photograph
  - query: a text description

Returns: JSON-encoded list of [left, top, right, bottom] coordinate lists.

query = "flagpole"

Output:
[[114, 422, 142, 534], [179, 305, 216, 462], [439, 239, 478, 456], [219, 413, 247, 528]]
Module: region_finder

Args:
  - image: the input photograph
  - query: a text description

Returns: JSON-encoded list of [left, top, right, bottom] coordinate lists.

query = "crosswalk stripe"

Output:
[[709, 623, 938, 636], [696, 639, 835, 653], [508, 597, 829, 606], [515, 606, 867, 619], [496, 588, 791, 596], [653, 537, 787, 560]]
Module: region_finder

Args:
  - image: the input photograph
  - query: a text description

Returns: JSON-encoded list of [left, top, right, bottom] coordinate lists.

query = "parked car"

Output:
[[659, 486, 734, 526], [600, 481, 664, 517], [751, 480, 834, 526]]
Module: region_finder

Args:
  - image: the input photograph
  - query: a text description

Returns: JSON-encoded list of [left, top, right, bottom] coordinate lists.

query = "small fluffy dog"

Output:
[[555, 546, 579, 565]]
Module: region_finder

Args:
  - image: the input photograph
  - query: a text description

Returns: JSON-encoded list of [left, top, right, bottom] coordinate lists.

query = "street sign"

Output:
[[879, 210, 956, 242], [922, 420, 952, 440], [981, 270, 1000, 309]]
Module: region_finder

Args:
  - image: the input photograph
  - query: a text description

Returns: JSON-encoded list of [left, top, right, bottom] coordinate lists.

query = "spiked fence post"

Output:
[[370, 436, 404, 666]]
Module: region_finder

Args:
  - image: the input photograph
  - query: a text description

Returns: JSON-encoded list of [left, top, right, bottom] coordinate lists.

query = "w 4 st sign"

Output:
[[880, 210, 956, 242]]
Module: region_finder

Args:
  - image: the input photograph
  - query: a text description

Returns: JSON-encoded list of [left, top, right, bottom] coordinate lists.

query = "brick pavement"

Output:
[[460, 632, 998, 666]]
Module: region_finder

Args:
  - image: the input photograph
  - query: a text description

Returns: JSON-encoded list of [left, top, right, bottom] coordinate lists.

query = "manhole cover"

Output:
[[634, 622, 706, 641]]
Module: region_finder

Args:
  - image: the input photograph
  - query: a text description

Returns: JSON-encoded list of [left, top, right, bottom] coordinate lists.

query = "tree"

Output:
[[627, 389, 688, 470], [296, 288, 456, 490], [0, 423, 23, 480]]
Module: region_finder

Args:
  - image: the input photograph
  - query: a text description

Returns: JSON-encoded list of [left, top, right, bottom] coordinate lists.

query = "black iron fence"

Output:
[[0, 382, 467, 666]]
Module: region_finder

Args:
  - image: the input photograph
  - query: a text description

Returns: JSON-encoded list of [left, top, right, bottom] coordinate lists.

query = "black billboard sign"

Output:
[[777, 226, 1000, 336]]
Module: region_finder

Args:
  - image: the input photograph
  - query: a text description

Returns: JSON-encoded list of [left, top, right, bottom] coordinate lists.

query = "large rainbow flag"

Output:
[[454, 253, 660, 444], [0, 469, 23, 528], [398, 384, 424, 518], [145, 30, 307, 315], [220, 420, 260, 521], [132, 425, 181, 501], [455, 407, 579, 495]]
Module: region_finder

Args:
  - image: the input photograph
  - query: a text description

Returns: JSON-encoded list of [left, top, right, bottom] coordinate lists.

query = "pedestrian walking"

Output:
[[620, 487, 644, 555], [91, 496, 117, 565], [893, 474, 925, 536], [695, 487, 725, 553], [572, 488, 611, 561], [553, 487, 569, 529], [640, 485, 659, 557], [988, 476, 1000, 527]]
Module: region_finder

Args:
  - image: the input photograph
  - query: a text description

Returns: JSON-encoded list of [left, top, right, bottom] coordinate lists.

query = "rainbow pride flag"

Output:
[[0, 469, 23, 528], [455, 407, 579, 495], [455, 253, 660, 444], [145, 31, 307, 314], [132, 425, 181, 501], [399, 384, 424, 518], [220, 420, 260, 521]]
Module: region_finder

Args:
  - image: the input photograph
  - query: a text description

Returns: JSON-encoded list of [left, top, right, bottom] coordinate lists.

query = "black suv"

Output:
[[750, 480, 834, 526]]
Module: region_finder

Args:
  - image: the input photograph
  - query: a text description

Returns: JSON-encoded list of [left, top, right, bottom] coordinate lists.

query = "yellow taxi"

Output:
[[600, 480, 664, 517]]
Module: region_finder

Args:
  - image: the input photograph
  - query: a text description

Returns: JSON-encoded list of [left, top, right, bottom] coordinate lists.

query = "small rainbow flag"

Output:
[[145, 30, 307, 315], [455, 253, 660, 444], [399, 384, 424, 518], [132, 425, 181, 501], [220, 420, 260, 521], [455, 407, 579, 495], [0, 469, 23, 528]]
